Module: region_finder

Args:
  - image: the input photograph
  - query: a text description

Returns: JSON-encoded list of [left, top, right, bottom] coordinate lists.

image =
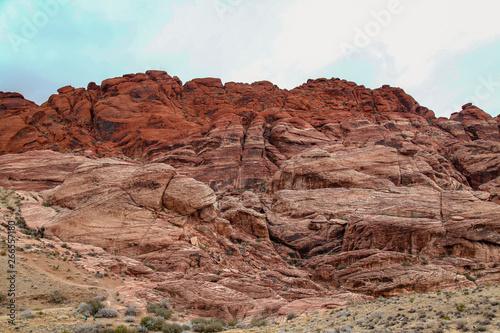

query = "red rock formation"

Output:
[[0, 71, 499, 319], [4, 71, 494, 193]]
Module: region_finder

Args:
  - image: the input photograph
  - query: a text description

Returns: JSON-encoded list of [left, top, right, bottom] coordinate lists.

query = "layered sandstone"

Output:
[[0, 72, 499, 319]]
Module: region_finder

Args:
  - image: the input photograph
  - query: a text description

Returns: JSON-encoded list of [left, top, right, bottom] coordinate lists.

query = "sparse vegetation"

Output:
[[250, 318, 269, 327], [227, 318, 238, 327], [162, 322, 185, 333], [140, 316, 166, 331], [125, 304, 139, 316], [286, 258, 303, 267], [456, 302, 466, 312], [48, 290, 66, 304], [94, 307, 118, 318], [192, 317, 226, 332], [77, 298, 105, 316], [114, 325, 127, 333], [155, 307, 173, 319], [465, 273, 476, 282], [74, 324, 104, 333]]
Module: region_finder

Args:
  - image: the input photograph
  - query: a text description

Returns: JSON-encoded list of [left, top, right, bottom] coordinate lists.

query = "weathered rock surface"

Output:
[[0, 72, 499, 319], [0, 150, 91, 190], [2, 72, 497, 193]]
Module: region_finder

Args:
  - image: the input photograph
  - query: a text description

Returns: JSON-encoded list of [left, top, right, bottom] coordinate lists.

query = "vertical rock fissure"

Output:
[[440, 191, 444, 221], [119, 186, 161, 252], [396, 151, 403, 186], [237, 128, 247, 190]]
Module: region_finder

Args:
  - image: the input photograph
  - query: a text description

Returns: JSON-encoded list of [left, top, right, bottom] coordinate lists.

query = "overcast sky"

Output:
[[1, 0, 499, 117]]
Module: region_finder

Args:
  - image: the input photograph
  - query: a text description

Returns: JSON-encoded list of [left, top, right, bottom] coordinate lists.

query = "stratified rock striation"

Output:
[[0, 71, 499, 319]]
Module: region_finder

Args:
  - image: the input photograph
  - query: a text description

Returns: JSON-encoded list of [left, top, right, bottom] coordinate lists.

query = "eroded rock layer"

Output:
[[0, 71, 499, 319]]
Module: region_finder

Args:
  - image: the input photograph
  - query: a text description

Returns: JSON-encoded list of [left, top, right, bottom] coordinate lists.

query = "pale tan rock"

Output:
[[163, 176, 216, 215], [0, 150, 90, 191]]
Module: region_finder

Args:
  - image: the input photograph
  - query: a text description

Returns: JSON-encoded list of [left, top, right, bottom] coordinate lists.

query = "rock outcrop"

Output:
[[0, 71, 499, 319]]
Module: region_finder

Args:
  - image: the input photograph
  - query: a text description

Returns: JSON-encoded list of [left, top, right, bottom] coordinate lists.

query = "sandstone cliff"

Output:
[[0, 71, 499, 319]]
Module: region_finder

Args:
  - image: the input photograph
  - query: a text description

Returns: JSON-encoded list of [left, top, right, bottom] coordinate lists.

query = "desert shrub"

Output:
[[125, 304, 139, 316], [250, 318, 268, 327], [74, 324, 104, 333], [93, 295, 106, 302], [42, 202, 51, 207], [192, 318, 225, 332], [227, 318, 238, 327], [0, 293, 7, 302], [136, 325, 148, 333], [287, 312, 297, 320], [0, 249, 6, 256], [48, 290, 66, 304], [141, 316, 166, 331], [158, 298, 170, 308], [84, 299, 105, 316], [156, 307, 172, 319], [77, 302, 93, 316], [456, 302, 466, 312], [147, 302, 160, 313], [101, 329, 114, 333], [88, 299, 104, 316], [114, 325, 127, 333], [15, 217, 26, 228], [140, 316, 152, 326], [192, 318, 209, 325], [161, 322, 183, 333], [77, 302, 91, 315], [125, 316, 135, 323], [94, 308, 118, 318]]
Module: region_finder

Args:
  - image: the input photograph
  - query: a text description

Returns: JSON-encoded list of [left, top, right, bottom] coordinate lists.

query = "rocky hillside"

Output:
[[0, 71, 499, 321]]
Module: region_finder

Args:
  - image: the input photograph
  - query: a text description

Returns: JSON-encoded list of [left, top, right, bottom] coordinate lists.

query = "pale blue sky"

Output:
[[1, 0, 499, 117]]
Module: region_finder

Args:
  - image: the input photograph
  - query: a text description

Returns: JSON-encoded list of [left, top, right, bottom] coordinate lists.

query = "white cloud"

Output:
[[227, 0, 500, 97], [1, 0, 499, 117]]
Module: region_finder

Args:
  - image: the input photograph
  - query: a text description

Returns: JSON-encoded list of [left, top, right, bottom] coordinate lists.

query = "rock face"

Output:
[[0, 72, 499, 319], [4, 73, 498, 193]]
